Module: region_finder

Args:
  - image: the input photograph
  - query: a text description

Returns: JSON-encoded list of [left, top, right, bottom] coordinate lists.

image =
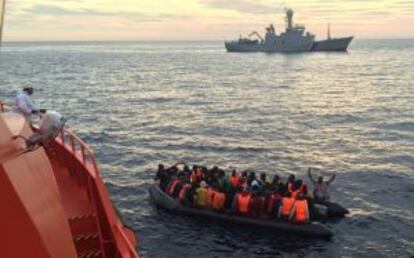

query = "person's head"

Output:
[[23, 87, 34, 95], [219, 170, 225, 178], [232, 170, 237, 176], [183, 165, 190, 172], [294, 179, 303, 189], [241, 184, 248, 194], [288, 174, 295, 182], [158, 164, 164, 171], [260, 173, 267, 182], [200, 181, 207, 188], [318, 176, 323, 184], [272, 174, 280, 184], [241, 171, 247, 178]]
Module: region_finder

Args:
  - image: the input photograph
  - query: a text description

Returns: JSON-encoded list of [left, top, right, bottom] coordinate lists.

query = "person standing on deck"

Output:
[[13, 87, 39, 121]]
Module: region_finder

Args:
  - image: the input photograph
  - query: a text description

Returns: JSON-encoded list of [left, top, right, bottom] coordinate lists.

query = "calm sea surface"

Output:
[[1, 40, 414, 257]]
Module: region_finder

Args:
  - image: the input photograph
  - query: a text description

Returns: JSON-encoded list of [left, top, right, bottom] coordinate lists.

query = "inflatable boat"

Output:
[[149, 184, 334, 239]]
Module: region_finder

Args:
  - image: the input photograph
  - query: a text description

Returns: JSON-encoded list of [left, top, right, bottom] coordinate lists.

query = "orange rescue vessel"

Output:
[[0, 102, 139, 258]]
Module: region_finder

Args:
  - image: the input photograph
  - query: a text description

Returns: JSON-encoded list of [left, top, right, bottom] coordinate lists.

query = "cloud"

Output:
[[200, 0, 282, 14], [22, 4, 191, 22]]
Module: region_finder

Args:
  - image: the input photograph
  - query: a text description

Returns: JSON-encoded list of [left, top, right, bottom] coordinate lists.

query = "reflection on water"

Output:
[[1, 39, 413, 257]]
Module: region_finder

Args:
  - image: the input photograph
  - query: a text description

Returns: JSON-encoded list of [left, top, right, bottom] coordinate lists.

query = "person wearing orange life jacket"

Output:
[[178, 182, 191, 201], [278, 192, 295, 219], [206, 184, 219, 208], [289, 194, 310, 223], [212, 191, 226, 211], [233, 186, 251, 215], [194, 181, 208, 207], [166, 177, 180, 196], [229, 170, 240, 188]]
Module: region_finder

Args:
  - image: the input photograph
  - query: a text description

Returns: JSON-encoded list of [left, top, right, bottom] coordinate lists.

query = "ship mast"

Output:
[[285, 8, 294, 32], [0, 0, 6, 50], [327, 23, 331, 40]]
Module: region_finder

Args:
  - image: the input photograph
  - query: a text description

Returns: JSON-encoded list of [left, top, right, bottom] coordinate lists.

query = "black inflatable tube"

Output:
[[149, 185, 334, 239]]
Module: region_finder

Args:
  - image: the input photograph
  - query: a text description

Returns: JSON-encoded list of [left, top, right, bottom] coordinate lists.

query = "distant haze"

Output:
[[3, 0, 414, 41]]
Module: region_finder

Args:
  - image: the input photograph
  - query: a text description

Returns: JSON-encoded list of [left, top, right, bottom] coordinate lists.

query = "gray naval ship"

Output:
[[225, 8, 353, 53]]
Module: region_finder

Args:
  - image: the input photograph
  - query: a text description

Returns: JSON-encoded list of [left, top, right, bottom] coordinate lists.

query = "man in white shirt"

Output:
[[13, 87, 39, 120], [39, 110, 65, 134], [26, 110, 66, 149]]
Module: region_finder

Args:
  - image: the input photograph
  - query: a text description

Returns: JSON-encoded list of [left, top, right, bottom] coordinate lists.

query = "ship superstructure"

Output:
[[225, 8, 315, 53]]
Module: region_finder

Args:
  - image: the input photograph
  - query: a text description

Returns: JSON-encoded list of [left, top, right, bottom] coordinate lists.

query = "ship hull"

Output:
[[311, 36, 353, 52], [225, 40, 314, 53]]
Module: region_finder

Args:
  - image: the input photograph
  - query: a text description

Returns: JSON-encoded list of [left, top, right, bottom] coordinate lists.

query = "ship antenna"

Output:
[[0, 0, 6, 51], [327, 23, 331, 40]]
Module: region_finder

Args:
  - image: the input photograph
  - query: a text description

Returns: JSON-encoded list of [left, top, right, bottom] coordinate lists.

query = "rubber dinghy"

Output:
[[324, 202, 349, 218], [149, 184, 334, 239]]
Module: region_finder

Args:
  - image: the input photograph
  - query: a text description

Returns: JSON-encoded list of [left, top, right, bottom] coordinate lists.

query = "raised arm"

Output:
[[308, 168, 316, 184], [327, 172, 336, 184]]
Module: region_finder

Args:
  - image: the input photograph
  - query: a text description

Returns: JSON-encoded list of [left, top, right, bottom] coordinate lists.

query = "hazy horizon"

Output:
[[2, 0, 414, 41]]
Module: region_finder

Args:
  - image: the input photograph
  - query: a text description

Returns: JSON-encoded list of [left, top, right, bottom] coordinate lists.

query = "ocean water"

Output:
[[1, 40, 414, 257]]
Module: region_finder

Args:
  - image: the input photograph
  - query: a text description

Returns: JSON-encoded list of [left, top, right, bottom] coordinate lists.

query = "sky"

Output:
[[2, 0, 414, 41]]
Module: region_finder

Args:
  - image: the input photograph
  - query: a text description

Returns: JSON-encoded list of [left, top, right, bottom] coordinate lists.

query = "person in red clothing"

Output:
[[249, 186, 264, 218], [266, 190, 283, 216]]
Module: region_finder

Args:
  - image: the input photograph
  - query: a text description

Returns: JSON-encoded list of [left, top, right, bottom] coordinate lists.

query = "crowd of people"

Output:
[[155, 162, 336, 224]]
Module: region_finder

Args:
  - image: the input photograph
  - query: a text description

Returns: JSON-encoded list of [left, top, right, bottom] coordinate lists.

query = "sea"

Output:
[[0, 39, 413, 257]]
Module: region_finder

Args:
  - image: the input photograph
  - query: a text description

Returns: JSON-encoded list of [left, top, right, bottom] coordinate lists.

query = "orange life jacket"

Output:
[[229, 175, 240, 188], [179, 183, 191, 201], [167, 179, 179, 195], [281, 197, 295, 217], [294, 199, 309, 223], [212, 192, 225, 211], [206, 188, 217, 207], [237, 194, 251, 214]]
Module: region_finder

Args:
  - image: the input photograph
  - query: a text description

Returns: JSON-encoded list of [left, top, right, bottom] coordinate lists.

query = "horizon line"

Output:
[[3, 37, 414, 43]]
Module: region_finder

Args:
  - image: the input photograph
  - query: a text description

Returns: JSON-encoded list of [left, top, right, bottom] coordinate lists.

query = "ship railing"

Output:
[[57, 127, 139, 258]]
